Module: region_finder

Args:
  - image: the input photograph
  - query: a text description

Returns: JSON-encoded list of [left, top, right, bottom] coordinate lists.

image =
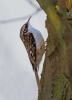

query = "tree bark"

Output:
[[37, 0, 72, 100]]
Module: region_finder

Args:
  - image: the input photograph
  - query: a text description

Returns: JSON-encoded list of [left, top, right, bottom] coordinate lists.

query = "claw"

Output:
[[45, 41, 47, 51]]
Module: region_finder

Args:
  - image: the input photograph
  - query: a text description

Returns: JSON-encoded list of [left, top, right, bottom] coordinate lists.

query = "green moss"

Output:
[[37, 0, 72, 100]]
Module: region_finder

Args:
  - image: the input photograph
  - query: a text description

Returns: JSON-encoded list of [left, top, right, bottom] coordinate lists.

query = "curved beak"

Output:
[[27, 16, 32, 23]]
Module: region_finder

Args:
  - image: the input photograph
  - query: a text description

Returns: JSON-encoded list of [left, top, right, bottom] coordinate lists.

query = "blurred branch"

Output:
[[0, 0, 64, 24], [0, 0, 58, 24], [0, 0, 42, 24], [0, 9, 41, 24], [26, 0, 41, 9]]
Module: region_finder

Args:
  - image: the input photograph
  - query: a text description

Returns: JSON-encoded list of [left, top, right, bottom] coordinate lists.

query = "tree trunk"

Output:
[[37, 0, 72, 100]]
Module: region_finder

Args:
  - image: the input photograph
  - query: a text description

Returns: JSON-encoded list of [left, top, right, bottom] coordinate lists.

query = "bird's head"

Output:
[[20, 16, 31, 35]]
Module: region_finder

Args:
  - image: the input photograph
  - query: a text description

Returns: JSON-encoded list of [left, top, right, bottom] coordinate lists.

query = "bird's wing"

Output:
[[20, 32, 37, 71]]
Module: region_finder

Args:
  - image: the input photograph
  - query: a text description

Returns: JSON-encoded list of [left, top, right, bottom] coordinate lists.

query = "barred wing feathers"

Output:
[[20, 32, 37, 71]]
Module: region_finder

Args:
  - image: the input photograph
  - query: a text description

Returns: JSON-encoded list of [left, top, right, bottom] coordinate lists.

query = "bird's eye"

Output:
[[25, 24, 28, 28], [23, 24, 28, 33]]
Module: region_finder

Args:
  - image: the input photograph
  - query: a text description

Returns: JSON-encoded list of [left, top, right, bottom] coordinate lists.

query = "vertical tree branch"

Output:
[[37, 0, 72, 100]]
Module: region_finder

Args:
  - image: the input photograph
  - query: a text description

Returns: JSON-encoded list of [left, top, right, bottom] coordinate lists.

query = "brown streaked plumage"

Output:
[[20, 17, 45, 91], [20, 30, 37, 71]]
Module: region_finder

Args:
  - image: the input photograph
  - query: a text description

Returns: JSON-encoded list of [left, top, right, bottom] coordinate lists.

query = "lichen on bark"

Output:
[[37, 0, 72, 100]]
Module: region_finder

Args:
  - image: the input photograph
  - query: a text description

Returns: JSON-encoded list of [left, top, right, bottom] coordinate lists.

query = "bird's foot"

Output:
[[45, 41, 47, 51]]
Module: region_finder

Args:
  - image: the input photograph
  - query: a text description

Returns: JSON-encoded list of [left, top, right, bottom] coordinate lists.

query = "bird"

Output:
[[20, 17, 45, 91]]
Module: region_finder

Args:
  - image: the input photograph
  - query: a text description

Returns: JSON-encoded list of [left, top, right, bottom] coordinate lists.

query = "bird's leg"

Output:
[[45, 40, 47, 51]]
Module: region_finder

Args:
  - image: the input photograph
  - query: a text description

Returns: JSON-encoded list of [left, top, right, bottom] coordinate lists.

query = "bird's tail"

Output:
[[34, 70, 41, 91]]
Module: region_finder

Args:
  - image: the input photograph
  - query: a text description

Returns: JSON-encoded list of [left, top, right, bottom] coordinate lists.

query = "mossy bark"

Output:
[[37, 0, 72, 100]]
